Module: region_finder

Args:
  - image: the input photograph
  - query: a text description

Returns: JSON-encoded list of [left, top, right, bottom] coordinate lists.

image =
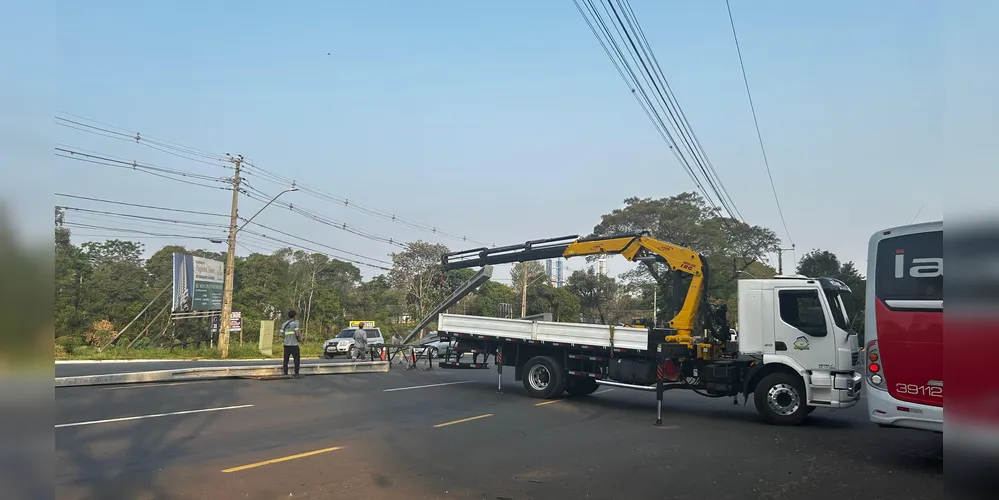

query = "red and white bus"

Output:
[[864, 221, 943, 432]]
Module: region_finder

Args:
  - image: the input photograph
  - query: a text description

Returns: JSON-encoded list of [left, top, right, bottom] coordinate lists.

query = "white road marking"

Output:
[[594, 388, 616, 395], [382, 380, 475, 392], [55, 404, 254, 428]]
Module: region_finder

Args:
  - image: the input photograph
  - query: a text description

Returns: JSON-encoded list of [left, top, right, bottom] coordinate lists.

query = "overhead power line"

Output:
[[724, 0, 793, 246], [55, 147, 231, 191], [56, 111, 492, 248], [55, 193, 229, 218], [55, 113, 229, 168], [58, 206, 229, 229], [240, 184, 409, 249], [239, 218, 393, 265], [572, 0, 743, 222], [61, 208, 393, 271], [240, 161, 492, 246]]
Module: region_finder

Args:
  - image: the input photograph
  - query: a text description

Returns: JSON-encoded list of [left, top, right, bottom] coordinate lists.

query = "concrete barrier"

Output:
[[55, 361, 390, 388]]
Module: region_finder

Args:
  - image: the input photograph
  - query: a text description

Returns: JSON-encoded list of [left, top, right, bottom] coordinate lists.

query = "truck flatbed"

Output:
[[439, 313, 650, 352]]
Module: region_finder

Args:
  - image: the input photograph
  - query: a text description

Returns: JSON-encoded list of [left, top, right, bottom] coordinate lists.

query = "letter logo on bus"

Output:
[[894, 250, 942, 278]]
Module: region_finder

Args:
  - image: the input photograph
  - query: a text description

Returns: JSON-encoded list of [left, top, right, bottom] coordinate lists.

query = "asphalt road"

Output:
[[55, 366, 944, 500], [55, 357, 361, 377]]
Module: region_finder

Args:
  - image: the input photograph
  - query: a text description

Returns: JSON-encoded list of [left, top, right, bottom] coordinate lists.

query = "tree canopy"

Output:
[[588, 192, 780, 323]]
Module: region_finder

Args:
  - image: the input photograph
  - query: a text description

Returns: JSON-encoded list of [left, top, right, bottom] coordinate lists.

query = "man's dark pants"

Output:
[[283, 345, 301, 376]]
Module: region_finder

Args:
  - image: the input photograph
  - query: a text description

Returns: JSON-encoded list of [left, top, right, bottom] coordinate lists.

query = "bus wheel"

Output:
[[754, 372, 809, 426], [522, 356, 567, 399]]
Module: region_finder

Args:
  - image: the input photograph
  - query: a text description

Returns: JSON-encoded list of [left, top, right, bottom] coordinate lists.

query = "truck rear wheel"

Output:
[[522, 356, 567, 399], [566, 376, 599, 396], [754, 372, 809, 426]]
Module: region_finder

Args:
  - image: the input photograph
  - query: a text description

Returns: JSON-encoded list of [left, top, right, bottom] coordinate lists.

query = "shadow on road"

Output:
[[56, 381, 246, 499]]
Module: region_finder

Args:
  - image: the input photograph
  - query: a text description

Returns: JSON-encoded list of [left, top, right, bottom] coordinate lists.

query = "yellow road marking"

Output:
[[535, 399, 565, 406], [433, 413, 493, 428], [222, 446, 343, 473], [593, 388, 616, 395]]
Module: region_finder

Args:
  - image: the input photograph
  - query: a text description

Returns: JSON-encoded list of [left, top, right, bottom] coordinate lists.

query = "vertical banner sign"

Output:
[[229, 311, 242, 332], [172, 253, 225, 312]]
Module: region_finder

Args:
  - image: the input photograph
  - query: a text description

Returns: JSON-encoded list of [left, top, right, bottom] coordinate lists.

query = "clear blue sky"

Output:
[[3, 1, 996, 281]]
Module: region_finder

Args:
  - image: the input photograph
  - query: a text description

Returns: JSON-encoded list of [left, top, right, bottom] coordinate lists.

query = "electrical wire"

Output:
[[55, 113, 229, 167], [60, 200, 395, 270], [238, 218, 393, 266], [58, 206, 229, 229], [55, 193, 229, 218], [603, 0, 733, 219], [55, 147, 232, 191], [239, 161, 492, 246], [723, 0, 793, 246], [57, 111, 491, 249], [573, 0, 743, 221], [240, 184, 408, 248]]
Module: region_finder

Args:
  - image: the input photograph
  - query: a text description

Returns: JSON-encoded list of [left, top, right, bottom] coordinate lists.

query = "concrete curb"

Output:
[[55, 361, 390, 387], [54, 358, 279, 364]]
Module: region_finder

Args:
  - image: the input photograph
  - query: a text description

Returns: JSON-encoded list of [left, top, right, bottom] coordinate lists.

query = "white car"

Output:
[[323, 327, 385, 358], [411, 332, 454, 359]]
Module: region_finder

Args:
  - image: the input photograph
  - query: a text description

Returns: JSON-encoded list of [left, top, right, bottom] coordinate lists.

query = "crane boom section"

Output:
[[441, 233, 706, 342]]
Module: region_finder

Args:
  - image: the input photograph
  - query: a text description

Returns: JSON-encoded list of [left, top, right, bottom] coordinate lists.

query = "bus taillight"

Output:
[[866, 340, 885, 389]]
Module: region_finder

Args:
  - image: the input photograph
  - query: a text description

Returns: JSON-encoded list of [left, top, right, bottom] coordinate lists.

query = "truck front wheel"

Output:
[[754, 372, 809, 426], [522, 356, 567, 399]]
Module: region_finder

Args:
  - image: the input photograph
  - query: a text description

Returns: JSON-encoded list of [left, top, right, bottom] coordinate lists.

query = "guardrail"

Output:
[[55, 360, 389, 388]]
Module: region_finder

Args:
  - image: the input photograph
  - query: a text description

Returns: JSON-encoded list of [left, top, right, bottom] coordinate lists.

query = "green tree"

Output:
[[566, 268, 619, 324], [79, 239, 148, 328], [55, 208, 89, 337], [347, 274, 405, 325], [528, 285, 581, 322], [468, 280, 517, 317], [510, 261, 548, 316], [389, 241, 452, 322], [797, 249, 867, 337], [590, 192, 780, 324]]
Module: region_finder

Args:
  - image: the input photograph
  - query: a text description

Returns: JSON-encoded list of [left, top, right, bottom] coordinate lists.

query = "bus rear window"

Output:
[[875, 230, 942, 302]]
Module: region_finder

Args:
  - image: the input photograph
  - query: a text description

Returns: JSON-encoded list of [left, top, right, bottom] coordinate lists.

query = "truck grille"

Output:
[[852, 351, 859, 366]]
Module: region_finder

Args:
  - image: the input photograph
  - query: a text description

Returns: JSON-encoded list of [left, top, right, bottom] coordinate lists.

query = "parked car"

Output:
[[323, 327, 386, 358], [411, 332, 454, 359]]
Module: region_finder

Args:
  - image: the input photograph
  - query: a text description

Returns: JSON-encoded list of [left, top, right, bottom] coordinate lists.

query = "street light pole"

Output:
[[218, 158, 297, 357]]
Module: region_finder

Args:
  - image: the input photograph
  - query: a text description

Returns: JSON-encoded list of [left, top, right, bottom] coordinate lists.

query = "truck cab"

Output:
[[738, 276, 862, 413]]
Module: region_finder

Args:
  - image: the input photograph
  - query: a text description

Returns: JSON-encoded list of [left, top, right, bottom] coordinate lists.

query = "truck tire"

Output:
[[754, 372, 809, 426], [522, 356, 567, 399], [566, 376, 599, 397]]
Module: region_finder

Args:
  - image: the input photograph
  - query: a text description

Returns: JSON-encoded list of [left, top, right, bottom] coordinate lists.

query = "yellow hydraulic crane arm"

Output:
[[441, 232, 707, 343]]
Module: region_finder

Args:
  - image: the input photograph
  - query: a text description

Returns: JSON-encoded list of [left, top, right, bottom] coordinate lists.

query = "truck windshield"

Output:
[[824, 291, 850, 331], [335, 329, 355, 339]]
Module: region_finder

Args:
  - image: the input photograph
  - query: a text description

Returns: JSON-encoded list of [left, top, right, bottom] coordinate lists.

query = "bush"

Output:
[[84, 320, 116, 347], [55, 335, 83, 355]]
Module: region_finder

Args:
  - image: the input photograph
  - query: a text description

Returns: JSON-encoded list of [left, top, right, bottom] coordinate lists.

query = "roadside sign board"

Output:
[[172, 253, 224, 312], [229, 311, 242, 332]]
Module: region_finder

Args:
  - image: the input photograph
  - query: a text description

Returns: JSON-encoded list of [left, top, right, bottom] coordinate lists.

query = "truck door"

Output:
[[773, 288, 835, 370]]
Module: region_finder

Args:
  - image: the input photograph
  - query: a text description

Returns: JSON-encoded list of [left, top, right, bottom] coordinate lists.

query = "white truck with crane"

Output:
[[435, 232, 862, 425]]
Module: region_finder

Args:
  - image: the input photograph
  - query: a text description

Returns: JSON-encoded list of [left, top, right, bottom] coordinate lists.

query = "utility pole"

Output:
[[776, 245, 795, 275], [520, 262, 528, 318], [219, 154, 242, 358]]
